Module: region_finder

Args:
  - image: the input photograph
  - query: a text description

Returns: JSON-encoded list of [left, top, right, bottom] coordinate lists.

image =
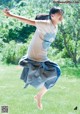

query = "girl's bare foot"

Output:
[[34, 86, 47, 109], [34, 95, 43, 110]]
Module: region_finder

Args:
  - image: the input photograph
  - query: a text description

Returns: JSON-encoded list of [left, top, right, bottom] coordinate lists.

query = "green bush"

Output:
[[0, 39, 5, 53], [61, 48, 70, 58], [8, 25, 35, 43], [1, 40, 27, 64]]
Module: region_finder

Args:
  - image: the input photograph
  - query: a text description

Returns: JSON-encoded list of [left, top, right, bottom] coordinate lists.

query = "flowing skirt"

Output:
[[19, 55, 61, 89]]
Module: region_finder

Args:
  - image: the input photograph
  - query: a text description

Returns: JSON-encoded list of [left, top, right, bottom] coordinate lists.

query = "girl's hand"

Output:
[[3, 9, 12, 17]]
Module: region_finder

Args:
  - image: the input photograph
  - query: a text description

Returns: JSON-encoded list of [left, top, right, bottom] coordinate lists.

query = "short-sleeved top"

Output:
[[27, 20, 58, 62]]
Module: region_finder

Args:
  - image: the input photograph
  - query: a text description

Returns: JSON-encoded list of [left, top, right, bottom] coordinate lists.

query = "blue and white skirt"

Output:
[[19, 56, 61, 89]]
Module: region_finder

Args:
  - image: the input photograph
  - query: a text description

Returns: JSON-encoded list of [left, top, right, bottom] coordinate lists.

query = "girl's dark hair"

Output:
[[35, 14, 49, 20], [35, 6, 64, 20]]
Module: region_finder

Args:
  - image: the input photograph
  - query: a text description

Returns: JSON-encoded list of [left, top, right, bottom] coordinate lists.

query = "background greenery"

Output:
[[0, 64, 80, 114], [0, 0, 80, 66], [0, 1, 80, 114]]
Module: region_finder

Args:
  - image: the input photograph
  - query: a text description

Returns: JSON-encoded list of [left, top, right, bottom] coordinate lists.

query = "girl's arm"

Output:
[[3, 9, 35, 26]]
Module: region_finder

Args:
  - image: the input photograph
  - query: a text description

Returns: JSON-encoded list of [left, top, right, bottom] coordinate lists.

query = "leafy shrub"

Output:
[[8, 25, 35, 42], [1, 40, 27, 64], [61, 48, 70, 58], [0, 39, 5, 53]]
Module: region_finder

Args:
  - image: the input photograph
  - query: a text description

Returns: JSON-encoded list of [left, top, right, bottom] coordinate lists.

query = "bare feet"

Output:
[[34, 86, 47, 110], [34, 95, 43, 110]]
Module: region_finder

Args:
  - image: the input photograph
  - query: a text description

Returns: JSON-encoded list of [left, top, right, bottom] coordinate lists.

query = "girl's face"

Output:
[[51, 12, 63, 24]]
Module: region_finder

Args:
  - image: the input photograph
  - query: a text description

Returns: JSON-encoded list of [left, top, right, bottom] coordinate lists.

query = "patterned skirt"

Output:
[[19, 55, 61, 89]]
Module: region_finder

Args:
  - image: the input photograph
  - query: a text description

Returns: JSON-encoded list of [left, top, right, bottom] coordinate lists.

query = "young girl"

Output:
[[4, 6, 64, 110]]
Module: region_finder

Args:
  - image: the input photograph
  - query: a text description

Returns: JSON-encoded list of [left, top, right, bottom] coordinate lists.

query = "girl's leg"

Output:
[[34, 76, 58, 109], [34, 86, 48, 109]]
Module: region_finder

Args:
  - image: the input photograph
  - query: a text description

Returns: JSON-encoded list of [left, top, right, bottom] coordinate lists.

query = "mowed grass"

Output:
[[0, 64, 80, 114]]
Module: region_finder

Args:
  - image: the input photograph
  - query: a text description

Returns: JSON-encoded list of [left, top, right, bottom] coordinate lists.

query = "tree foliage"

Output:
[[0, 0, 80, 66]]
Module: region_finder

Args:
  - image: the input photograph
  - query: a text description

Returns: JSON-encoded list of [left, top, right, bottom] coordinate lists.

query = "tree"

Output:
[[58, 4, 80, 66]]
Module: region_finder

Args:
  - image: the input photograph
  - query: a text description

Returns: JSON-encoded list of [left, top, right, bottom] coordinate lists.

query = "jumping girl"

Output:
[[4, 6, 64, 110]]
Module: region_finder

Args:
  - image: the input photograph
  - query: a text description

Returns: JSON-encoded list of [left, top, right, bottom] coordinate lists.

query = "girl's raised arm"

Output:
[[3, 9, 36, 26]]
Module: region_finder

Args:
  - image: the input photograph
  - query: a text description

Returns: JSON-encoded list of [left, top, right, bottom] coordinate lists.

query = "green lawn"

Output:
[[0, 64, 80, 114]]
